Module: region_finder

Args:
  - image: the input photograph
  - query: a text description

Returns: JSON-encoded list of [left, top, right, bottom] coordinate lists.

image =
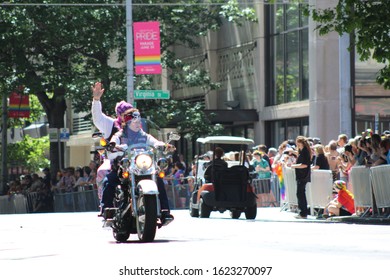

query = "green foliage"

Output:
[[6, 135, 50, 172], [305, 0, 390, 88], [1, 0, 258, 170]]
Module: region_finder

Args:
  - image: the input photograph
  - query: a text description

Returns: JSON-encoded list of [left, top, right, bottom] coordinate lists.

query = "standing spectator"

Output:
[[185, 176, 196, 208], [311, 144, 330, 170], [257, 144, 271, 168], [373, 138, 390, 166], [337, 133, 348, 152], [267, 147, 278, 167], [251, 151, 271, 180], [326, 140, 340, 181], [252, 150, 272, 205], [170, 162, 186, 208], [287, 136, 312, 219], [57, 167, 76, 211], [337, 144, 355, 185], [20, 174, 32, 193], [42, 167, 51, 190]]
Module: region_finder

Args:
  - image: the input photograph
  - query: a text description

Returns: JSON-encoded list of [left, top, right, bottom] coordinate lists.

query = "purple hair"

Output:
[[114, 101, 133, 127]]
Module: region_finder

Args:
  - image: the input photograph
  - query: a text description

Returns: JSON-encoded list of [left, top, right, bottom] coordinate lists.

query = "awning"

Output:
[[204, 109, 258, 124], [23, 123, 48, 138]]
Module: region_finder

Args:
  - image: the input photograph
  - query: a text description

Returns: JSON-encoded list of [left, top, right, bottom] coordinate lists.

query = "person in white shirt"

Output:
[[91, 82, 133, 139], [91, 82, 133, 215]]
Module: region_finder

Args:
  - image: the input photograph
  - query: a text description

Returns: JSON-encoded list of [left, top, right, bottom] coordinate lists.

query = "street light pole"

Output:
[[126, 0, 134, 105], [1, 93, 8, 195]]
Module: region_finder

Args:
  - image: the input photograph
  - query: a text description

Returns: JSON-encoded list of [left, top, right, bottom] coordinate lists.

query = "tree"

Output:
[[0, 0, 257, 178], [7, 135, 50, 174], [304, 0, 390, 88]]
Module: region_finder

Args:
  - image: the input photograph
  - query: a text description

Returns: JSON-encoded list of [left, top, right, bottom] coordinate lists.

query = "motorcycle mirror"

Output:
[[92, 132, 104, 139], [168, 132, 181, 142]]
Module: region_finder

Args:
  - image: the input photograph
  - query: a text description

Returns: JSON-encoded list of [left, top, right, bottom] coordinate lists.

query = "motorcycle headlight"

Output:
[[135, 154, 153, 170]]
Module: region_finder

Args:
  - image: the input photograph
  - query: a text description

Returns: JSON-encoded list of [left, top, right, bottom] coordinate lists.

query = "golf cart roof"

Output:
[[196, 136, 254, 145]]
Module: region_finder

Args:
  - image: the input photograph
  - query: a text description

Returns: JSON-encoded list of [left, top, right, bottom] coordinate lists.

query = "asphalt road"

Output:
[[0, 208, 389, 280]]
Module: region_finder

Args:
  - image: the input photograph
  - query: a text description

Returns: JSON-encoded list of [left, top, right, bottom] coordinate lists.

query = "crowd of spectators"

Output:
[[4, 161, 98, 213], [252, 129, 390, 217]]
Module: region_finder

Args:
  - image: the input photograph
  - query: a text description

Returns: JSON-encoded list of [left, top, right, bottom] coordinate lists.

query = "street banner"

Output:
[[8, 91, 30, 118], [133, 21, 161, 75]]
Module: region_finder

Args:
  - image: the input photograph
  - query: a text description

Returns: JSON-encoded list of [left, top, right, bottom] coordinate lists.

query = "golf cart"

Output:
[[189, 136, 257, 219]]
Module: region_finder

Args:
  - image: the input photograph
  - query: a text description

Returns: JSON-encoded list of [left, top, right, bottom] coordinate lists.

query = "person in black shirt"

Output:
[[287, 136, 312, 219], [312, 144, 330, 170]]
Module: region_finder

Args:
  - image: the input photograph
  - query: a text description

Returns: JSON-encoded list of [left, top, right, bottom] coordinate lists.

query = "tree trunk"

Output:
[[36, 87, 67, 183]]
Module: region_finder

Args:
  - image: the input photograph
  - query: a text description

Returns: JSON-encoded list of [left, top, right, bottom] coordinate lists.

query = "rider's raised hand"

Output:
[[91, 82, 105, 101]]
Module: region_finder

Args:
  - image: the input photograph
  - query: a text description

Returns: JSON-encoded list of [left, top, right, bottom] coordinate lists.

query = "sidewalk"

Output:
[[256, 207, 390, 225]]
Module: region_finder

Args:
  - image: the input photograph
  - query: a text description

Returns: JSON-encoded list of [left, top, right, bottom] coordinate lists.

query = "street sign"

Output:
[[60, 128, 70, 142], [49, 128, 58, 142], [134, 90, 170, 99]]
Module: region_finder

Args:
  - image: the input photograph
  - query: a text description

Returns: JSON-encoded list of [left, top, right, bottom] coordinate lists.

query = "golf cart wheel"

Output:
[[189, 204, 199, 217], [230, 210, 241, 219], [245, 205, 257, 220], [199, 198, 211, 218]]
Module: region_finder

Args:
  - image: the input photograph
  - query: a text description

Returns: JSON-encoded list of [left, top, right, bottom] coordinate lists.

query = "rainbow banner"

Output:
[[8, 92, 30, 118], [133, 21, 161, 75]]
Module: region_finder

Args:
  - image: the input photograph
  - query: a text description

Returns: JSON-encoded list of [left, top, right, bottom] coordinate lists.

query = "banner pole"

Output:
[[126, 0, 134, 105]]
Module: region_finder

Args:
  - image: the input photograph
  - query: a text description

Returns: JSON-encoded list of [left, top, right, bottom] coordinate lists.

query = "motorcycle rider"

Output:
[[103, 107, 175, 225], [91, 81, 132, 139], [91, 82, 133, 216]]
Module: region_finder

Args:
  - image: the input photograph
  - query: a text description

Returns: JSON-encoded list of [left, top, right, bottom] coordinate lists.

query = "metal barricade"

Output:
[[252, 174, 279, 207], [370, 165, 390, 212], [350, 166, 373, 217], [53, 188, 99, 212], [280, 166, 298, 211], [0, 194, 28, 214], [307, 170, 333, 216]]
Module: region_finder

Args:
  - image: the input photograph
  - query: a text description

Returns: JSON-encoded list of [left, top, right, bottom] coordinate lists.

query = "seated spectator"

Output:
[[323, 180, 355, 218]]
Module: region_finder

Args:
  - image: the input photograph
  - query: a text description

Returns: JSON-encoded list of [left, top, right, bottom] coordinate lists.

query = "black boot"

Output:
[[160, 210, 174, 226]]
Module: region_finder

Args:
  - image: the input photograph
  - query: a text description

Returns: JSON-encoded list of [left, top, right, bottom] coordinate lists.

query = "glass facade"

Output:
[[268, 3, 309, 106], [266, 118, 309, 148], [355, 97, 390, 134], [265, 3, 309, 148]]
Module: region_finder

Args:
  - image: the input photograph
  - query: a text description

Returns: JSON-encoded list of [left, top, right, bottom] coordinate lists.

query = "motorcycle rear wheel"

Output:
[[136, 194, 157, 242]]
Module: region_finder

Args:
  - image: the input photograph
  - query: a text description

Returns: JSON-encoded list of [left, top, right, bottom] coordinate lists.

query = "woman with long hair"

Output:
[[287, 136, 312, 219]]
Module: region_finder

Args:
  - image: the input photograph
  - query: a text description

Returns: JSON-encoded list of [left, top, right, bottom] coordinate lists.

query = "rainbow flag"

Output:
[[8, 92, 30, 118], [275, 163, 285, 201]]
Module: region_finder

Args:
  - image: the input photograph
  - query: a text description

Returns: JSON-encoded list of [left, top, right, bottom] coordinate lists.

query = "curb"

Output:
[[327, 216, 390, 225]]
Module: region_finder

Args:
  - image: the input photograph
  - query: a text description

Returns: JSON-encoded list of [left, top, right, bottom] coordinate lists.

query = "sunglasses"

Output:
[[123, 111, 141, 123]]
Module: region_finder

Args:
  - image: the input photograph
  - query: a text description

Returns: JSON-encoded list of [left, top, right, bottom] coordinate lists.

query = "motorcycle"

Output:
[[94, 131, 180, 242]]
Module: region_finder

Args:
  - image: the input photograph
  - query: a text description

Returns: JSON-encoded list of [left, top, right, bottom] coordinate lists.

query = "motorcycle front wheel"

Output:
[[136, 194, 158, 242]]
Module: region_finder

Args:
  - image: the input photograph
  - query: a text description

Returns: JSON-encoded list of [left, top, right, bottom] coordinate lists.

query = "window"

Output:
[[355, 97, 390, 133], [265, 117, 309, 148], [267, 3, 309, 106]]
